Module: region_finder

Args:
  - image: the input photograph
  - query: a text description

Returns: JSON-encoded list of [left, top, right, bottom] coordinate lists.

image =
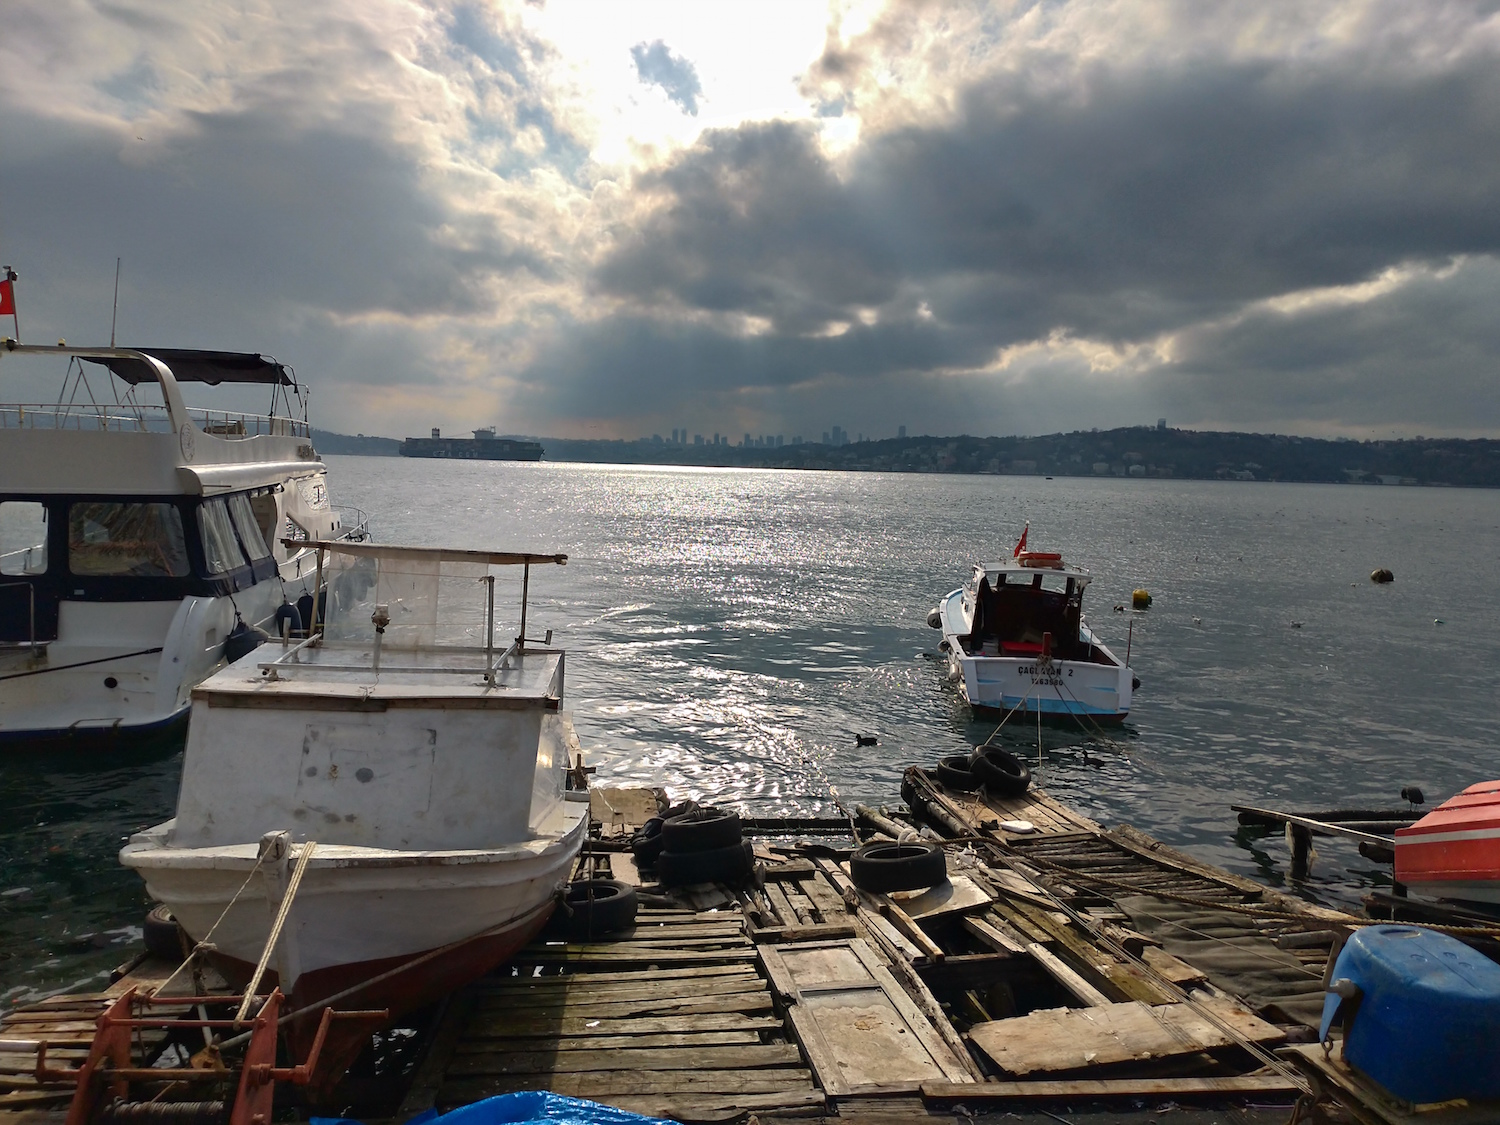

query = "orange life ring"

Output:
[[1017, 551, 1064, 569]]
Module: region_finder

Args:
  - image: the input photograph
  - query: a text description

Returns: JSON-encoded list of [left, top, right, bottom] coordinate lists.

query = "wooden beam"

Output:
[[921, 1075, 1303, 1101]]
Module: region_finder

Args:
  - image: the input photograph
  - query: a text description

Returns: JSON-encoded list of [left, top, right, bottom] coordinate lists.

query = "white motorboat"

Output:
[[932, 534, 1136, 723], [120, 540, 587, 1068], [0, 345, 367, 749]]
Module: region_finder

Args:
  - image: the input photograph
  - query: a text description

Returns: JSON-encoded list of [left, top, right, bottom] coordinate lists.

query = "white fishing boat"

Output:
[[931, 530, 1136, 723], [120, 540, 587, 1069], [0, 345, 367, 749]]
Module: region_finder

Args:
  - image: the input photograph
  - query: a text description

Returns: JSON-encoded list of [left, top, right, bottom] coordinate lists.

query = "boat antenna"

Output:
[[109, 257, 121, 347]]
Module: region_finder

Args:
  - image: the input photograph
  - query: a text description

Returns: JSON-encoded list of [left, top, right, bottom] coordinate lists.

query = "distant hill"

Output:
[[312, 429, 401, 456], [310, 426, 1500, 487]]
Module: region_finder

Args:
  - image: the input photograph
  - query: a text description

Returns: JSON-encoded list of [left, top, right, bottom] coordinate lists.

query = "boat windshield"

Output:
[[68, 501, 191, 578], [0, 500, 48, 576]]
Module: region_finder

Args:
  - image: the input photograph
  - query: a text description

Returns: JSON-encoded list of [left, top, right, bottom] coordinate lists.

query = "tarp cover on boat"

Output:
[[313, 1092, 670, 1125], [83, 348, 295, 386]]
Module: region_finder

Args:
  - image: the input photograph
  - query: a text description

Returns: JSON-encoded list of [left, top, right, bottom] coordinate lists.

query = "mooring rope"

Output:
[[235, 841, 317, 1024], [153, 846, 276, 998]]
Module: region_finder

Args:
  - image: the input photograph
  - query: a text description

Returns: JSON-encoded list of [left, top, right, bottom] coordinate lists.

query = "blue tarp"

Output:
[[314, 1092, 671, 1125]]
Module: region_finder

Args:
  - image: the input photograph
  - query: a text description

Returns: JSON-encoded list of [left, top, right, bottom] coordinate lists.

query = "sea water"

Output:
[[3, 459, 1498, 1004]]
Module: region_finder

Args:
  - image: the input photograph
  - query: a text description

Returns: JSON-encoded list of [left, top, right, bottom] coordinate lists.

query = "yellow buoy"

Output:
[[1132, 588, 1152, 608]]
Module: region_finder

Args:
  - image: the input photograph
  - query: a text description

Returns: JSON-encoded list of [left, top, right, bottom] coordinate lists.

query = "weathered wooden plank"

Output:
[[462, 1013, 782, 1038], [477, 976, 766, 1005], [470, 993, 774, 1027], [600, 1090, 827, 1120], [439, 1069, 815, 1099], [515, 948, 758, 965], [750, 923, 858, 945], [968, 998, 1286, 1077], [545, 936, 751, 954], [1142, 946, 1208, 986], [453, 1030, 763, 1053], [762, 882, 801, 927], [445, 1042, 804, 1076], [762, 940, 974, 1095], [486, 963, 754, 987], [921, 1075, 1303, 1101], [798, 875, 852, 923]]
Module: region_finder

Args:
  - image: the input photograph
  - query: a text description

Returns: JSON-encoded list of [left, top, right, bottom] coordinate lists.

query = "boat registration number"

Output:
[[1017, 665, 1072, 683]]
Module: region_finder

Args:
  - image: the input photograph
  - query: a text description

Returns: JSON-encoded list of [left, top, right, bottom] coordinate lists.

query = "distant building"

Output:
[[775, 435, 783, 447], [1157, 418, 1167, 431], [1093, 462, 1110, 475], [694, 434, 704, 445], [400, 426, 543, 462], [822, 431, 829, 444], [898, 425, 907, 439]]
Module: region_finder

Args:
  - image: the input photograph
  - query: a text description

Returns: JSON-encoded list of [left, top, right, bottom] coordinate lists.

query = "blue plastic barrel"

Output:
[[1319, 925, 1500, 1103]]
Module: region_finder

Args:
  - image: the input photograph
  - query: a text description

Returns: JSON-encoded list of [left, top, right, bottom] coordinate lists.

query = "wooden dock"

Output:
[[7, 766, 1497, 1124]]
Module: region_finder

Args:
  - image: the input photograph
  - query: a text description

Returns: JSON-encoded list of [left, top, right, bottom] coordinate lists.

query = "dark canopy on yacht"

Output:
[[83, 349, 295, 387]]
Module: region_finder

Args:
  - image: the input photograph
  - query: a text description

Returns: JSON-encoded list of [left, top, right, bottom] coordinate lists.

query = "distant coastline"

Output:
[[311, 426, 1500, 488]]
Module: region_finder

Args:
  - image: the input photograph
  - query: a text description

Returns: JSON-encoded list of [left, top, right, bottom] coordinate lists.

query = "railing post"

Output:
[[518, 561, 530, 651], [484, 573, 496, 672]]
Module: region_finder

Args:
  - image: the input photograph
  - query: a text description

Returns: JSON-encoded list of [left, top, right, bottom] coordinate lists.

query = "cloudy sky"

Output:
[[3, 0, 1499, 441]]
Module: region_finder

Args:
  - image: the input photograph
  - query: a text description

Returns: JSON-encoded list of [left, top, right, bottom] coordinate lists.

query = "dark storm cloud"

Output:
[[2, 100, 551, 339], [604, 59, 1500, 340], [567, 44, 1500, 433], [516, 310, 981, 420], [631, 40, 703, 116]]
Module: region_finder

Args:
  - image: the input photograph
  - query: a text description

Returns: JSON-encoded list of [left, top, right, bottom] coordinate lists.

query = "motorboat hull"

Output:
[[939, 588, 1132, 721], [1395, 781, 1500, 905], [121, 809, 587, 993]]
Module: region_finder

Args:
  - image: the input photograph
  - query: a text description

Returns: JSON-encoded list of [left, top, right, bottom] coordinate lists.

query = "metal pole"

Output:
[[110, 258, 121, 347], [1126, 616, 1134, 666], [518, 561, 530, 650], [484, 574, 495, 670], [311, 547, 325, 638]]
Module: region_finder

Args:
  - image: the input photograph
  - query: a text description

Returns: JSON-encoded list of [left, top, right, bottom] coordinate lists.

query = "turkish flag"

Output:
[[1013, 522, 1028, 557], [0, 279, 13, 317]]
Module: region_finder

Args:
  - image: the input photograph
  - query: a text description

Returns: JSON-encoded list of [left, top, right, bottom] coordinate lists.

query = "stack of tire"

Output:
[[934, 745, 1032, 796], [634, 806, 752, 887]]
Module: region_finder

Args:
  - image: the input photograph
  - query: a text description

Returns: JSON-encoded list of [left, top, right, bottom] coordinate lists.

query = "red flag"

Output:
[[1013, 522, 1028, 557], [0, 279, 14, 318]]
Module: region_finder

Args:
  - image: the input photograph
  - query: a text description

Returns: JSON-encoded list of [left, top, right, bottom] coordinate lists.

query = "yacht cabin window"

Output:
[[248, 491, 279, 551], [227, 493, 273, 561], [68, 502, 191, 577], [198, 498, 250, 574], [0, 501, 48, 576]]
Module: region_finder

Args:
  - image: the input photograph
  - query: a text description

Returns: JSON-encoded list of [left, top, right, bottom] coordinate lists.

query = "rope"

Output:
[[153, 846, 275, 997], [235, 841, 317, 1024]]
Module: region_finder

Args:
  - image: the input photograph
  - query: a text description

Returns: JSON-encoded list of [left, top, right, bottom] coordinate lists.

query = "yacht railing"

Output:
[[331, 507, 371, 542], [0, 403, 310, 438]]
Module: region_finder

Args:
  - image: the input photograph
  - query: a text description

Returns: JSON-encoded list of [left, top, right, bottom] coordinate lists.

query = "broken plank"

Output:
[[580, 1090, 827, 1122], [445, 1043, 804, 1076], [750, 923, 858, 944], [968, 997, 1286, 1077], [469, 993, 773, 1025], [1142, 946, 1209, 986]]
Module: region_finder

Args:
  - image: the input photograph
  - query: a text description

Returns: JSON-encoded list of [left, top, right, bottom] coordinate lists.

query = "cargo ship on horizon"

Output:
[[399, 426, 543, 461]]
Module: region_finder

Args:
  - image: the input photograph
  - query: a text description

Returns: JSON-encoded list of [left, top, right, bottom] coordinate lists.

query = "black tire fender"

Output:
[[632, 817, 666, 867], [934, 753, 982, 792], [656, 840, 754, 887], [554, 878, 639, 940], [849, 841, 948, 894], [972, 746, 1032, 797], [661, 807, 742, 852], [143, 903, 186, 960]]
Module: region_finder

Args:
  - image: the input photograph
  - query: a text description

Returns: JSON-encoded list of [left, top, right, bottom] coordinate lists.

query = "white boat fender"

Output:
[[926, 608, 943, 629], [223, 617, 268, 663]]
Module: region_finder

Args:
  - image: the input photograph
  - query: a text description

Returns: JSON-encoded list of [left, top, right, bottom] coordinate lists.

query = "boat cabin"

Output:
[[961, 558, 1110, 663], [0, 346, 357, 646]]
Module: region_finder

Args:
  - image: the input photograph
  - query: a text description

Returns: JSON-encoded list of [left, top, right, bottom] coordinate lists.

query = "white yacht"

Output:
[[0, 345, 367, 749], [932, 543, 1136, 723]]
